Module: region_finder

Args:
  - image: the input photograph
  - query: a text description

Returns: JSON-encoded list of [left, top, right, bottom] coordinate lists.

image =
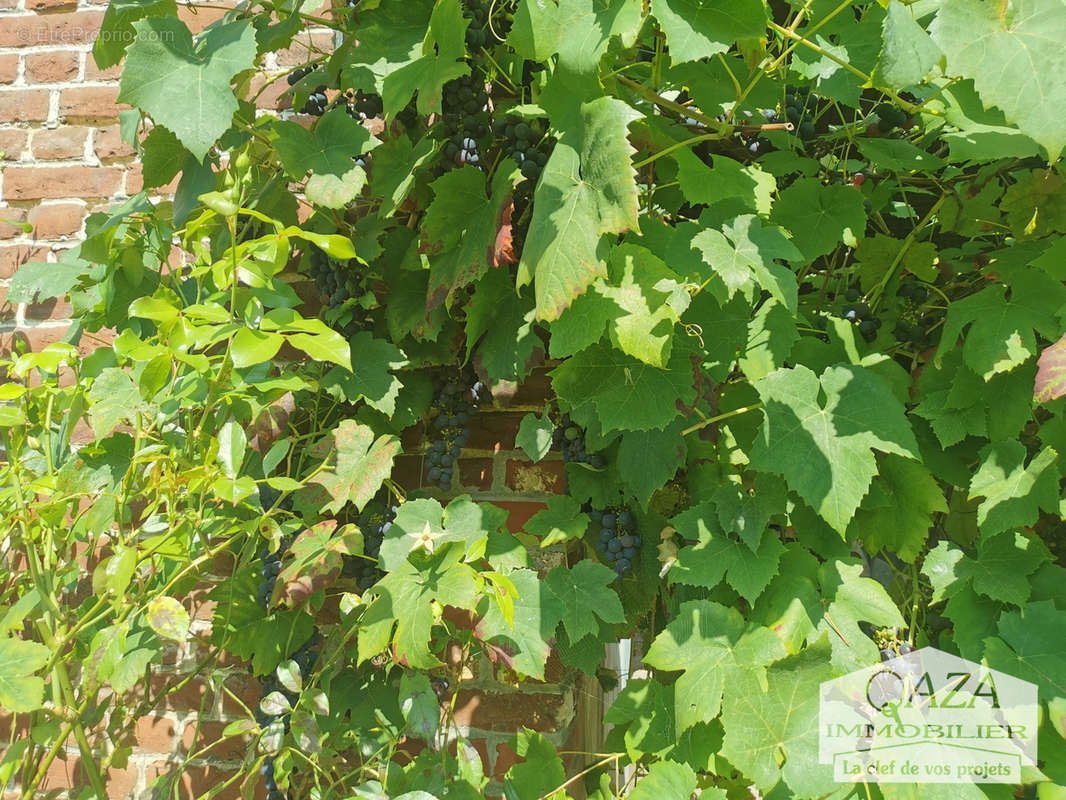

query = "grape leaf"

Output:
[[89, 368, 149, 439], [616, 419, 687, 508], [359, 543, 478, 669], [856, 138, 945, 172], [921, 540, 966, 604], [712, 473, 787, 551], [643, 600, 785, 733], [94, 0, 176, 69], [475, 568, 563, 680], [719, 638, 835, 797], [544, 561, 625, 644], [423, 164, 518, 309], [603, 678, 677, 760], [815, 560, 904, 673], [769, 178, 866, 261], [672, 151, 775, 215], [523, 496, 589, 548], [0, 638, 49, 713], [968, 442, 1060, 539], [626, 759, 697, 800], [508, 0, 642, 75], [118, 18, 257, 160], [738, 297, 798, 382], [749, 364, 919, 534], [502, 728, 566, 800], [321, 332, 407, 416], [371, 135, 439, 218], [271, 109, 378, 209], [873, 0, 942, 89], [984, 600, 1066, 704], [465, 268, 541, 383], [139, 125, 188, 189], [6, 256, 88, 304], [515, 413, 554, 462], [518, 97, 641, 321], [957, 531, 1049, 606], [551, 340, 697, 432], [1035, 332, 1066, 403], [931, 0, 1066, 160], [849, 455, 947, 563], [310, 420, 400, 515], [339, 0, 432, 95], [273, 521, 364, 609], [651, 0, 768, 64]]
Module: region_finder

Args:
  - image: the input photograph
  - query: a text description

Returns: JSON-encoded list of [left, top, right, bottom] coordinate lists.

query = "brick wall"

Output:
[[0, 2, 601, 794]]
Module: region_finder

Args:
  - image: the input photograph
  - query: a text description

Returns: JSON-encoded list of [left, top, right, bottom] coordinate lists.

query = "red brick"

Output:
[[249, 73, 294, 112], [0, 128, 27, 160], [28, 202, 85, 238], [0, 207, 28, 239], [458, 457, 493, 490], [0, 245, 49, 278], [25, 51, 79, 83], [509, 369, 553, 406], [144, 762, 245, 800], [134, 714, 179, 753], [493, 742, 522, 782], [452, 690, 567, 733], [275, 31, 336, 66], [32, 126, 88, 160], [0, 11, 104, 47], [177, 4, 229, 33], [0, 0, 18, 9], [504, 459, 566, 494], [494, 501, 548, 533], [0, 89, 50, 123], [27, 0, 80, 11], [220, 671, 261, 716], [181, 717, 251, 761], [3, 165, 123, 200], [94, 124, 136, 160], [41, 757, 138, 798], [466, 412, 526, 452], [392, 454, 423, 490], [24, 293, 72, 321], [0, 286, 15, 324], [0, 54, 17, 84], [85, 51, 122, 80], [59, 86, 130, 122]]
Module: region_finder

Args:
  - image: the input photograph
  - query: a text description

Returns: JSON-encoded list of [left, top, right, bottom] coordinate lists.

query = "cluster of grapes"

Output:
[[894, 282, 931, 343], [841, 288, 882, 342], [424, 372, 486, 490], [874, 102, 908, 133], [307, 248, 371, 322], [551, 415, 605, 469], [439, 71, 491, 171], [347, 89, 383, 121], [287, 67, 329, 116], [493, 115, 550, 182], [341, 494, 398, 591], [461, 0, 492, 49], [591, 506, 641, 578], [256, 635, 319, 800], [784, 85, 816, 141], [256, 535, 293, 610]]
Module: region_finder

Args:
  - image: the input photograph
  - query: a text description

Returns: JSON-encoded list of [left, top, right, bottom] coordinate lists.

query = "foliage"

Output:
[[2, 0, 1066, 797]]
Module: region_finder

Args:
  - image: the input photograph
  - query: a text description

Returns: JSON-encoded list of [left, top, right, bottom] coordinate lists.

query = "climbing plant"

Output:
[[3, 0, 1066, 797]]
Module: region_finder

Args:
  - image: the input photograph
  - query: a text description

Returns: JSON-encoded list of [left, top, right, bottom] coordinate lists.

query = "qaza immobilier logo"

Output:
[[819, 647, 1038, 783]]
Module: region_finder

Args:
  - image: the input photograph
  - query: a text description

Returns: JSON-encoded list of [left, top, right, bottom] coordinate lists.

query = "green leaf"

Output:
[[749, 364, 919, 534], [673, 151, 775, 214], [719, 638, 835, 797], [931, 0, 1066, 160], [216, 420, 247, 478], [856, 138, 946, 172], [737, 297, 799, 382], [515, 413, 554, 462], [423, 164, 517, 308], [271, 108, 377, 208], [921, 540, 966, 604], [399, 672, 439, 741], [643, 600, 785, 733], [231, 328, 284, 369], [816, 560, 904, 673], [310, 420, 400, 514], [935, 270, 1066, 379], [769, 178, 866, 261], [1035, 332, 1066, 403], [652, 0, 767, 64], [873, 0, 942, 89], [551, 340, 697, 432], [524, 495, 589, 548], [968, 442, 1060, 539], [503, 728, 566, 800], [0, 638, 49, 713], [508, 0, 642, 74], [544, 561, 625, 643], [145, 596, 191, 642], [518, 96, 641, 321], [465, 267, 541, 383], [712, 473, 787, 550], [380, 0, 469, 117], [7, 257, 87, 304], [849, 455, 946, 563], [94, 0, 177, 69], [693, 215, 801, 310], [89, 368, 148, 438], [274, 521, 363, 608], [322, 332, 407, 415], [285, 330, 352, 370], [984, 601, 1066, 704], [957, 531, 1049, 606], [627, 760, 697, 800], [118, 18, 258, 160], [616, 419, 687, 509], [603, 678, 677, 760], [370, 135, 439, 218], [475, 568, 562, 680], [140, 125, 188, 188]]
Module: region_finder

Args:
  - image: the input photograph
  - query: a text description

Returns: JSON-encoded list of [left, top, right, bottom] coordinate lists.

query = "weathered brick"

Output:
[[0, 245, 49, 278], [133, 715, 179, 754], [466, 412, 526, 452], [0, 54, 18, 84], [505, 460, 566, 494], [0, 128, 27, 160], [181, 717, 251, 761], [28, 202, 85, 238], [0, 89, 50, 123], [143, 762, 245, 800], [0, 0, 18, 10], [42, 757, 139, 799], [458, 457, 493, 490], [275, 31, 336, 66], [177, 4, 229, 33], [94, 123, 136, 159], [0, 207, 28, 239], [452, 690, 568, 733], [24, 292, 72, 320], [58, 86, 129, 122], [84, 51, 122, 80], [493, 501, 548, 533], [24, 50, 79, 83], [31, 125, 88, 159], [27, 0, 80, 11], [0, 11, 104, 47], [248, 73, 294, 112], [3, 165, 123, 200], [0, 285, 16, 324]]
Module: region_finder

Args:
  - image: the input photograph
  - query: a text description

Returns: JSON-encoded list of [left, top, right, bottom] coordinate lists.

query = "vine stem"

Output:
[[680, 403, 762, 437], [616, 75, 729, 134], [868, 193, 947, 311]]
